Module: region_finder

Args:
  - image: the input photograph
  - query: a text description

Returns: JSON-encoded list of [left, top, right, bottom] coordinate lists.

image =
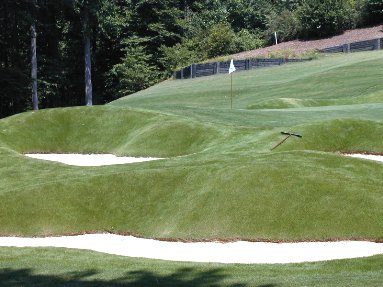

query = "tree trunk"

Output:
[[84, 6, 93, 106], [31, 22, 38, 110], [84, 35, 93, 106]]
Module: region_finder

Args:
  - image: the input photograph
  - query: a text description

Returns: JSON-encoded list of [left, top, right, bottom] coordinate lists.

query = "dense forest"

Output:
[[1, 0, 382, 118]]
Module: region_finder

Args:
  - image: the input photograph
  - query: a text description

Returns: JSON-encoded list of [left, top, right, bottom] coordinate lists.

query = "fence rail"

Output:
[[174, 37, 383, 80], [174, 58, 310, 80], [318, 38, 382, 53]]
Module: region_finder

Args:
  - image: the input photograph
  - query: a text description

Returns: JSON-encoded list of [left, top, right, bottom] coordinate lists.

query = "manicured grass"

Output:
[[111, 51, 383, 115], [1, 149, 382, 240], [1, 247, 382, 287], [0, 51, 382, 240], [0, 50, 382, 285], [0, 106, 220, 157]]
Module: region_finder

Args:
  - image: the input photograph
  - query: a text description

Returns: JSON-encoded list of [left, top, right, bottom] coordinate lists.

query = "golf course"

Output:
[[0, 51, 382, 286]]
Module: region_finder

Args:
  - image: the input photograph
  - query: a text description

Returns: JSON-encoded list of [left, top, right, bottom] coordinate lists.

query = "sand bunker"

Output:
[[345, 153, 383, 162], [1, 234, 382, 264], [25, 154, 163, 166], [25, 153, 383, 167]]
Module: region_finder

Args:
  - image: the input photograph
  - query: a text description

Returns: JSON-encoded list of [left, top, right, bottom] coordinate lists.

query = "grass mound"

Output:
[[0, 51, 382, 243], [273, 119, 383, 154], [1, 149, 382, 240], [0, 106, 220, 157]]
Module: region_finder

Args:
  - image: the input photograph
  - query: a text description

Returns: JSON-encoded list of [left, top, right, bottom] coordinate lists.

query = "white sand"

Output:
[[16, 153, 383, 263], [25, 153, 383, 167], [25, 154, 163, 166], [0, 234, 382, 264], [345, 153, 383, 163]]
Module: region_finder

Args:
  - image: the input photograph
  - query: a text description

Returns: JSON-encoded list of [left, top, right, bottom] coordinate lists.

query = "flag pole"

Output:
[[229, 59, 236, 109], [231, 72, 233, 109]]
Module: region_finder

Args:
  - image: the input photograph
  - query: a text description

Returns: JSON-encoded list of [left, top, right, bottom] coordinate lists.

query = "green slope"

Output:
[[0, 51, 382, 242]]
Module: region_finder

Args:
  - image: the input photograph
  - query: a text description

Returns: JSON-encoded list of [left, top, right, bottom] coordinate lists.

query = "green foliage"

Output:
[[202, 23, 236, 58], [298, 0, 355, 38], [266, 9, 302, 42], [0, 68, 30, 118], [182, 0, 229, 37], [362, 0, 383, 24], [160, 25, 264, 71], [129, 0, 183, 60], [106, 41, 159, 99], [227, 0, 274, 31], [2, 0, 383, 118], [96, 0, 131, 41], [232, 29, 265, 52], [160, 40, 200, 71]]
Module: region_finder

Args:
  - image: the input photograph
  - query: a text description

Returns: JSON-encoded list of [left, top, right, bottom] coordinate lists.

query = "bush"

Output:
[[232, 29, 265, 52], [266, 9, 301, 43], [201, 23, 236, 58], [106, 43, 159, 98], [298, 0, 354, 39], [159, 40, 200, 72]]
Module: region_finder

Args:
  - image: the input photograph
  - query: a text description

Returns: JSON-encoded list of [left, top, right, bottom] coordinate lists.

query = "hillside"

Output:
[[233, 25, 383, 59]]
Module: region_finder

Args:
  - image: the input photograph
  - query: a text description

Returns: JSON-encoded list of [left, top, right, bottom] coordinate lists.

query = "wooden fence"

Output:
[[318, 38, 382, 53], [174, 58, 310, 80], [174, 37, 383, 80]]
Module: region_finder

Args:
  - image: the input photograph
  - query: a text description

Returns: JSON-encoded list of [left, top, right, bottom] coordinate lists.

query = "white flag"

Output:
[[229, 59, 236, 74]]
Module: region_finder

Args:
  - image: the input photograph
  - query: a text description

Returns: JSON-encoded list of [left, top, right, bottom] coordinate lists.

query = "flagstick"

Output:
[[230, 72, 233, 109], [228, 59, 236, 109]]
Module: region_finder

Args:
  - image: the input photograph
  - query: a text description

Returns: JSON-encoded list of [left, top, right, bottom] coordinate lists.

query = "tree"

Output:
[[266, 9, 301, 43], [31, 22, 38, 110], [363, 0, 383, 25], [0, 0, 34, 117], [298, 0, 354, 39], [202, 23, 236, 58], [83, 2, 93, 106], [72, 0, 102, 106], [227, 0, 273, 32], [93, 0, 132, 104], [129, 0, 184, 68], [107, 39, 159, 99]]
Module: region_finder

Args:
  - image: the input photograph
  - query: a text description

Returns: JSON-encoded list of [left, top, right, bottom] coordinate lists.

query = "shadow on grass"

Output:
[[0, 268, 279, 287]]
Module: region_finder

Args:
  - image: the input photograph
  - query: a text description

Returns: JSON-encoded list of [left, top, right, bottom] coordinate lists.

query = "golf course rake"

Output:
[[271, 132, 302, 151]]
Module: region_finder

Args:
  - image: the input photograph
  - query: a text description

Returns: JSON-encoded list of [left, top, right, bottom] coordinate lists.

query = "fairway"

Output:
[[0, 51, 382, 285]]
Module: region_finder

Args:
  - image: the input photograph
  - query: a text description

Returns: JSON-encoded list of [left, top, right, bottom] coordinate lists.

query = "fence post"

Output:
[[214, 62, 220, 74], [343, 43, 350, 53], [173, 71, 176, 80], [188, 64, 194, 78], [374, 38, 381, 50], [191, 64, 196, 78], [245, 59, 250, 70], [180, 68, 184, 79]]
